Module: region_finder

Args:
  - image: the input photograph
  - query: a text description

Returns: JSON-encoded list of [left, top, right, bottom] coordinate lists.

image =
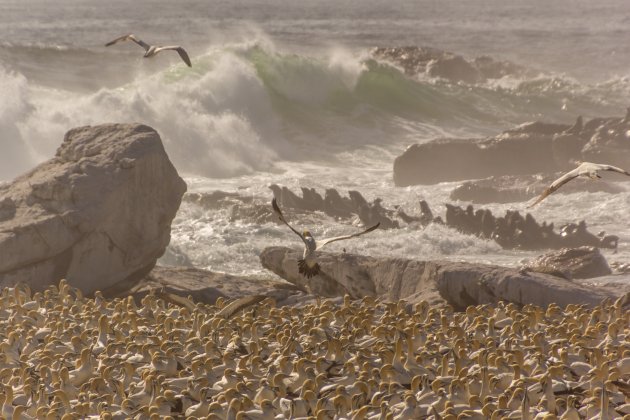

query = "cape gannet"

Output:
[[271, 198, 379, 278], [528, 161, 630, 207], [105, 34, 192, 67]]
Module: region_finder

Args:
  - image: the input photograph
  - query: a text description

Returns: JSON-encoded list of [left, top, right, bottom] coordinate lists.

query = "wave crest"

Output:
[[2, 41, 630, 181]]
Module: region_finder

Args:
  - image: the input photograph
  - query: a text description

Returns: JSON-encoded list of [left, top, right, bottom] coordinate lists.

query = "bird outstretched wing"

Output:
[[105, 34, 150, 51], [528, 162, 630, 208], [272, 198, 308, 246], [156, 46, 192, 67], [599, 164, 630, 176], [316, 222, 380, 250], [527, 169, 580, 208]]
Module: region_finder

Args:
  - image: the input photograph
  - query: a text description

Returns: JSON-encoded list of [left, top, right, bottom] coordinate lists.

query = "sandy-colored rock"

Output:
[[523, 246, 612, 279], [102, 265, 310, 307], [0, 124, 186, 293], [260, 246, 627, 309]]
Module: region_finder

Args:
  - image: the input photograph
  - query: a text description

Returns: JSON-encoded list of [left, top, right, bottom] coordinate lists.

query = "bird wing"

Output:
[[215, 295, 267, 319], [156, 46, 192, 67], [316, 222, 380, 250], [600, 164, 630, 176], [105, 34, 150, 51], [527, 169, 580, 208], [272, 198, 308, 246]]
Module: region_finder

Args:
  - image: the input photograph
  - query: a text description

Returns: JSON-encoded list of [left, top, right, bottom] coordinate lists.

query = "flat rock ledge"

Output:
[[260, 246, 629, 309], [0, 123, 186, 294], [102, 265, 311, 307]]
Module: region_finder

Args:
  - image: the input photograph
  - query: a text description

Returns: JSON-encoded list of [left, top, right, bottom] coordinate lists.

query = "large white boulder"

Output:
[[0, 124, 186, 293]]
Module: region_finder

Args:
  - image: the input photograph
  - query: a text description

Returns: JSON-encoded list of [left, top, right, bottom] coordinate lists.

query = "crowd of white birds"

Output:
[[0, 280, 628, 419]]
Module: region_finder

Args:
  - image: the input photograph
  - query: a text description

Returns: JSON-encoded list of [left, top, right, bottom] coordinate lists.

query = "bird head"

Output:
[[303, 229, 312, 237]]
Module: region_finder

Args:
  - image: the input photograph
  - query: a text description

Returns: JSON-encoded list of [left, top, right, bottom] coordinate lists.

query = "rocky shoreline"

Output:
[[260, 246, 628, 310], [1, 122, 629, 307], [1, 122, 629, 419]]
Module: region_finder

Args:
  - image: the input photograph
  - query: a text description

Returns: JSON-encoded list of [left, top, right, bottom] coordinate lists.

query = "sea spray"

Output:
[[3, 41, 630, 183], [0, 66, 38, 179]]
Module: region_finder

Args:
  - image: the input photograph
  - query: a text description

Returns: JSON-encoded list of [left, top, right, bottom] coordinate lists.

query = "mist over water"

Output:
[[1, 0, 630, 275]]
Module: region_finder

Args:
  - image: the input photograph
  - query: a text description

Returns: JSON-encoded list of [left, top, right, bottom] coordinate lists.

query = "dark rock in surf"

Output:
[[394, 108, 630, 186], [324, 189, 354, 219], [265, 185, 619, 252], [370, 46, 531, 83], [551, 133, 588, 170], [300, 187, 325, 211], [440, 203, 618, 251], [269, 184, 306, 210], [396, 200, 434, 227], [582, 107, 630, 168], [425, 54, 481, 84], [269, 185, 399, 229], [449, 173, 623, 204], [393, 133, 560, 186]]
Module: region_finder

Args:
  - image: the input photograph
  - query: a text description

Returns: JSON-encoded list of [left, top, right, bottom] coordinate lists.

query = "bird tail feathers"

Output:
[[298, 259, 320, 278]]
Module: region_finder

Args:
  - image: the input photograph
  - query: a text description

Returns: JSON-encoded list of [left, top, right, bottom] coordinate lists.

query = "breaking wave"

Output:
[[2, 40, 630, 181]]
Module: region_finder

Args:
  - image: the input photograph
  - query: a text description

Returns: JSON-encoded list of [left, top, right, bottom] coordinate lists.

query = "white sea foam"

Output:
[[2, 19, 630, 279], [166, 158, 630, 277]]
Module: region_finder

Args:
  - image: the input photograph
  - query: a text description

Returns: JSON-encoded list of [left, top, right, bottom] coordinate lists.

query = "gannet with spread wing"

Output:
[[528, 161, 630, 207], [272, 198, 380, 278], [105, 34, 192, 67]]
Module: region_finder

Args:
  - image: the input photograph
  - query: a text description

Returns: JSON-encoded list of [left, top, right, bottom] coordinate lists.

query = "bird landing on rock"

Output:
[[271, 198, 379, 278]]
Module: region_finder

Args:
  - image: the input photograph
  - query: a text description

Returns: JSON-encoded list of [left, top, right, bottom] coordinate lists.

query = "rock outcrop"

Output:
[[269, 184, 399, 229], [371, 46, 532, 84], [443, 204, 618, 250], [394, 110, 630, 186], [393, 130, 566, 186], [102, 265, 310, 307], [450, 173, 623, 204], [265, 185, 619, 251], [522, 247, 612, 280], [211, 184, 619, 252], [0, 124, 186, 293], [582, 108, 630, 167], [260, 247, 628, 309]]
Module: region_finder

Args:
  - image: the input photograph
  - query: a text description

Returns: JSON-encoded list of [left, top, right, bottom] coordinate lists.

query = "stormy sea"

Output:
[[2, 0, 630, 276]]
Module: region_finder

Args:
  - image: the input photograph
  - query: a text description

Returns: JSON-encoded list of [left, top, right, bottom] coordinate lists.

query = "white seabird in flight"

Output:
[[528, 161, 630, 207], [105, 34, 192, 67], [272, 198, 380, 278]]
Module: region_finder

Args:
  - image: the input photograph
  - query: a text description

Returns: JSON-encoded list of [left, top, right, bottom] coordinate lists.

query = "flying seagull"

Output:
[[528, 161, 630, 207], [105, 34, 192, 67], [272, 198, 380, 278]]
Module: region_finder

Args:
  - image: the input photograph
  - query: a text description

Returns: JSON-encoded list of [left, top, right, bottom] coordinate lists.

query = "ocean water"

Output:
[[1, 0, 630, 276]]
